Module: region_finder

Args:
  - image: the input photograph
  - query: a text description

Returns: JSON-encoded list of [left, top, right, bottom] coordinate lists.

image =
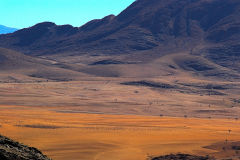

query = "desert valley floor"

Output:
[[0, 79, 239, 160]]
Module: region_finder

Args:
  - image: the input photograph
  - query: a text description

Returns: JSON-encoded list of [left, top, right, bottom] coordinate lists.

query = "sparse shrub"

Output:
[[228, 129, 232, 134], [236, 150, 239, 155], [232, 146, 240, 150]]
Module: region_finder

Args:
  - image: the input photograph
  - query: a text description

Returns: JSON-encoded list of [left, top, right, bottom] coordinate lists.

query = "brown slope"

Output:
[[0, 47, 89, 82]]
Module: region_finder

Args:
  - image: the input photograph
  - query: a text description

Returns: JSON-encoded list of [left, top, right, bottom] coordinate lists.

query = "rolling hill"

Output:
[[0, 47, 89, 82]]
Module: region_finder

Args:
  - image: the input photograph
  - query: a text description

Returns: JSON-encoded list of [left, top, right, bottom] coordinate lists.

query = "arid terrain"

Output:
[[0, 0, 240, 159], [0, 77, 239, 119], [0, 77, 239, 160]]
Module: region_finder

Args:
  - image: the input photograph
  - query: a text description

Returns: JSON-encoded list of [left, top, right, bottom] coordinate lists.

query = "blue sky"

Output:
[[0, 0, 135, 29]]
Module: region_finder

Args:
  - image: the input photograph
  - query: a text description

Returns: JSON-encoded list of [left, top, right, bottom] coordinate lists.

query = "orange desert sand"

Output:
[[0, 105, 239, 160]]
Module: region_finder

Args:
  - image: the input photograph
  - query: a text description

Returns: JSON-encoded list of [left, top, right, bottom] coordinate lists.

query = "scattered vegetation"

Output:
[[232, 146, 240, 151], [90, 60, 127, 65], [121, 81, 175, 89], [150, 154, 214, 160], [15, 124, 64, 129]]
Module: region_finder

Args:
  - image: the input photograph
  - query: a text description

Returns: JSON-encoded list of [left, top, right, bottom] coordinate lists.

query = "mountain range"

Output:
[[0, 0, 239, 82], [0, 25, 18, 34]]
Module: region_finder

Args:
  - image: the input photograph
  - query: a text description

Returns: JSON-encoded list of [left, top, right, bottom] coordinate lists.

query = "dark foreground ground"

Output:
[[0, 135, 50, 160], [151, 154, 215, 160]]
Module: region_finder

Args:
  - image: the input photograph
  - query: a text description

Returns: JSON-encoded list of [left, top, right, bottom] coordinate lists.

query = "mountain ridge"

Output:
[[1, 0, 240, 55]]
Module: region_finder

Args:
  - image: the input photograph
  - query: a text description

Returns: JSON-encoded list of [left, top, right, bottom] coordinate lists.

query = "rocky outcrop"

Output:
[[0, 135, 50, 160], [151, 154, 215, 160]]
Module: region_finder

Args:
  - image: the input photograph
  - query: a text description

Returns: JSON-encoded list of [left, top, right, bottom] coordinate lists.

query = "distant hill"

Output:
[[0, 25, 17, 34]]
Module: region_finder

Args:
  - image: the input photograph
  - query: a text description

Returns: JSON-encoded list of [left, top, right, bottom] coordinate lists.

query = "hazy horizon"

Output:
[[0, 0, 135, 29]]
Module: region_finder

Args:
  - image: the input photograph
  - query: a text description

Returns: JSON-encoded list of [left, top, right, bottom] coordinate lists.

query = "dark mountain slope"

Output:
[[0, 22, 79, 55], [1, 0, 239, 55]]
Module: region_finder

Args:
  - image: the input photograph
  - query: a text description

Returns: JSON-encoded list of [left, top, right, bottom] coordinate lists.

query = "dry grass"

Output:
[[0, 78, 239, 119]]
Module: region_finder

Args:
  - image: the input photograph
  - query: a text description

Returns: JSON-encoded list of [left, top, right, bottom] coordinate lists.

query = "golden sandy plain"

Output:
[[0, 78, 239, 160], [0, 105, 240, 160]]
